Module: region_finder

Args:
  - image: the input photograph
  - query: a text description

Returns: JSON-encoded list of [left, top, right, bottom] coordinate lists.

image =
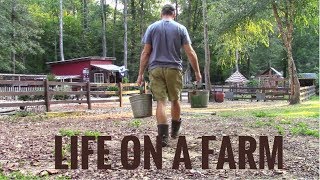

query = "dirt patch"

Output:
[[0, 100, 318, 179]]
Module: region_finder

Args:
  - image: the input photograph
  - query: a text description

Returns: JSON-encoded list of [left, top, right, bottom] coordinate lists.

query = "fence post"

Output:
[[119, 82, 123, 107], [44, 79, 51, 112], [86, 82, 92, 110]]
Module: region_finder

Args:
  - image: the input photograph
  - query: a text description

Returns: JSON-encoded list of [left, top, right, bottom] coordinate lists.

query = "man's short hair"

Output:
[[161, 4, 175, 16]]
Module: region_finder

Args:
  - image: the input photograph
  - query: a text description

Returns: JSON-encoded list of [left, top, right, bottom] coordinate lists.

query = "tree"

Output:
[[112, 0, 118, 57], [202, 0, 211, 90], [101, 0, 107, 57], [271, 0, 300, 104], [123, 0, 128, 68], [59, 0, 64, 61]]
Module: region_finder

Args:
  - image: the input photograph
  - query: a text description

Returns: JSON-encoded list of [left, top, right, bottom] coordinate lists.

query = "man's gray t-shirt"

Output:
[[142, 19, 191, 71]]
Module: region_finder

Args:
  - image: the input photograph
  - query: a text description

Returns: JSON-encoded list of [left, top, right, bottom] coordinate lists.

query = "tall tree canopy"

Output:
[[0, 0, 317, 102]]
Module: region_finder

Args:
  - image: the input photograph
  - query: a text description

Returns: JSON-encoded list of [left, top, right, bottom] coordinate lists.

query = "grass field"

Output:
[[219, 96, 319, 137]]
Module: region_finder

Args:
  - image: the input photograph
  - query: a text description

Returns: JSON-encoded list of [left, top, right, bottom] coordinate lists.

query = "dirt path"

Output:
[[0, 100, 318, 179]]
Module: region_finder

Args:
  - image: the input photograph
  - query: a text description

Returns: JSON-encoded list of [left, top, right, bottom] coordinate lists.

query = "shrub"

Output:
[[246, 79, 259, 88], [18, 95, 31, 101], [53, 94, 70, 100], [47, 73, 56, 81], [106, 86, 119, 91]]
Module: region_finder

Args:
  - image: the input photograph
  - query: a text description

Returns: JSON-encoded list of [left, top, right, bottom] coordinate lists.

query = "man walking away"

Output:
[[137, 4, 201, 147]]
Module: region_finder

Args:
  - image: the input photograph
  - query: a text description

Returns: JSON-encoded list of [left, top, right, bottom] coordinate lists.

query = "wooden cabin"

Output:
[[258, 67, 288, 88]]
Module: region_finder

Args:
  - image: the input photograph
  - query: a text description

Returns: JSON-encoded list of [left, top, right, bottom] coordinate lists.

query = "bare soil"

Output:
[[0, 99, 318, 179]]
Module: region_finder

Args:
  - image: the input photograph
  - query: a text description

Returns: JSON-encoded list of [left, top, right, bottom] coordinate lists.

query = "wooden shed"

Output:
[[47, 56, 127, 83], [298, 73, 317, 87]]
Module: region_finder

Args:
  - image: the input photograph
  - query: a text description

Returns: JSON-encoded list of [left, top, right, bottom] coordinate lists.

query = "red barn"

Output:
[[47, 56, 126, 83]]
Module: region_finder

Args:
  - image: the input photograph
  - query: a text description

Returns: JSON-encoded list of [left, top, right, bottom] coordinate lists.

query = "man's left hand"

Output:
[[136, 75, 143, 86]]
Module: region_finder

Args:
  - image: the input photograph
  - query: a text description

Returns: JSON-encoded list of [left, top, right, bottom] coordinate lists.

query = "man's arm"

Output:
[[137, 44, 152, 85], [183, 44, 202, 82]]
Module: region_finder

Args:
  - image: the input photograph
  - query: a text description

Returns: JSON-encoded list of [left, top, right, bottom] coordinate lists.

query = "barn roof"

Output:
[[225, 71, 248, 83], [260, 67, 283, 77], [298, 73, 317, 79], [47, 56, 116, 65], [91, 64, 128, 72]]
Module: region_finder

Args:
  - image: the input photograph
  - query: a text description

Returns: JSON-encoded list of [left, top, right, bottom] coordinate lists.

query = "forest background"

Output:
[[0, 0, 318, 84]]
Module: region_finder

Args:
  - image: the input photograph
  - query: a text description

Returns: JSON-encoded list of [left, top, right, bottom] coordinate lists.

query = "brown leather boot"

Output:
[[171, 119, 182, 139], [157, 124, 169, 147]]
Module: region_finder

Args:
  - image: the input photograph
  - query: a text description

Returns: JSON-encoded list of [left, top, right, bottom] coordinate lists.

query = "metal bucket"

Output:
[[129, 94, 152, 118], [189, 90, 209, 108]]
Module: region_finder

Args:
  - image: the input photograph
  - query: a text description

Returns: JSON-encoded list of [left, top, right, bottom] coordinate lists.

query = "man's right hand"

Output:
[[195, 72, 202, 83]]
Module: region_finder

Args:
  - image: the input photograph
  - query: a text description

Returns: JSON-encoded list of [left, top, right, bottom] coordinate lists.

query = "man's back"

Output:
[[142, 19, 191, 71]]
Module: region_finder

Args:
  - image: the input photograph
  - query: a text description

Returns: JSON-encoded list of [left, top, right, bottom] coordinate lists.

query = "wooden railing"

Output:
[[300, 86, 316, 101], [0, 80, 147, 112], [180, 85, 291, 101]]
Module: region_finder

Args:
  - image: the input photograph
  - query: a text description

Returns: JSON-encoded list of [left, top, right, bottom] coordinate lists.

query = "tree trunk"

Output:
[[272, 2, 300, 104], [101, 0, 107, 57], [59, 0, 64, 61], [202, 0, 211, 90], [112, 0, 118, 57], [82, 0, 88, 30], [246, 52, 250, 77], [175, 0, 178, 21], [185, 0, 192, 84], [123, 0, 128, 68], [11, 0, 16, 73], [139, 0, 144, 40], [235, 50, 239, 72], [129, 0, 136, 67]]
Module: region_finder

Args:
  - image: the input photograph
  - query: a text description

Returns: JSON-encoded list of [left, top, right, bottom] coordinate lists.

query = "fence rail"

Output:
[[0, 80, 147, 112], [300, 86, 316, 101]]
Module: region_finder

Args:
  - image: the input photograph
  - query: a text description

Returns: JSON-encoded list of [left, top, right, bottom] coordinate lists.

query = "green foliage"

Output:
[[18, 95, 31, 101], [0, 171, 42, 180], [14, 111, 35, 117], [129, 119, 142, 128], [246, 79, 259, 88], [59, 129, 81, 137], [53, 94, 70, 100], [290, 122, 319, 137], [84, 131, 101, 139], [275, 125, 285, 135], [252, 111, 275, 118], [47, 74, 56, 81], [122, 77, 129, 83], [0, 0, 317, 84], [106, 86, 119, 91]]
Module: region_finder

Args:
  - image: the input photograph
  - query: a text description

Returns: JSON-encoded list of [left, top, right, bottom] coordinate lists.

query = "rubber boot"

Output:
[[157, 124, 169, 147], [171, 119, 182, 139]]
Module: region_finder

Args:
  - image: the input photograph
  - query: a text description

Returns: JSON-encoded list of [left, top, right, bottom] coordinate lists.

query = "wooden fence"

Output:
[[181, 84, 291, 101], [0, 80, 147, 112], [300, 86, 316, 101], [182, 84, 317, 102]]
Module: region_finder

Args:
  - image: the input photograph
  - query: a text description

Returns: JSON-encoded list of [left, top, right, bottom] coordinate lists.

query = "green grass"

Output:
[[290, 122, 319, 137], [219, 96, 319, 119], [250, 119, 275, 128], [84, 130, 101, 139], [252, 111, 276, 118], [190, 113, 209, 118], [0, 171, 43, 180], [59, 129, 81, 137], [275, 125, 285, 135], [129, 119, 142, 128], [0, 171, 71, 180]]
